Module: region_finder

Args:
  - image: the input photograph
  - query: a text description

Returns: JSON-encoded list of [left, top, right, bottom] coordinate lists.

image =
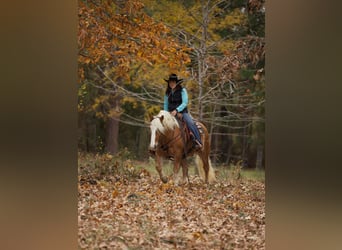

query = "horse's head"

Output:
[[149, 110, 178, 152]]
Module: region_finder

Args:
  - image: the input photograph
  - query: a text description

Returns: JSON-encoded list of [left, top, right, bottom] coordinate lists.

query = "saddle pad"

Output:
[[195, 121, 203, 134]]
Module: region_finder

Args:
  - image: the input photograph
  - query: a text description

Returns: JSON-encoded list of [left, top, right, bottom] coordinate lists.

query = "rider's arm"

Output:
[[176, 88, 188, 112], [164, 95, 168, 111]]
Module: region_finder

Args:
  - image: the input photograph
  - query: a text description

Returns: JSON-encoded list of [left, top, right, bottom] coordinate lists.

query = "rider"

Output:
[[164, 73, 202, 150]]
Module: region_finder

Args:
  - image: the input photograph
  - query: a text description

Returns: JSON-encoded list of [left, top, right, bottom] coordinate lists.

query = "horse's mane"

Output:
[[151, 110, 179, 134]]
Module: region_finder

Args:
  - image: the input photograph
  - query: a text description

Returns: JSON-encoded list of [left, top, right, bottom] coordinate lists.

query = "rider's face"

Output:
[[169, 80, 176, 89]]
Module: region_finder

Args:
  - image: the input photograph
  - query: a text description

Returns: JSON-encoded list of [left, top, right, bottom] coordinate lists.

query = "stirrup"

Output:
[[193, 140, 202, 150]]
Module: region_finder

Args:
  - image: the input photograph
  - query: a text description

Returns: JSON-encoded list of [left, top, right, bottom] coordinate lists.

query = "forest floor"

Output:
[[78, 153, 265, 249]]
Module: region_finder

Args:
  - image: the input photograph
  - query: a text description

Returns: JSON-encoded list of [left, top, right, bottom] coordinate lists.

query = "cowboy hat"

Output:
[[164, 73, 183, 84]]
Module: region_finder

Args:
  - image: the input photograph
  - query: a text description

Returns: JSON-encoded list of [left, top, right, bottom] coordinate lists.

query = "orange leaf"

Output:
[[112, 189, 119, 198]]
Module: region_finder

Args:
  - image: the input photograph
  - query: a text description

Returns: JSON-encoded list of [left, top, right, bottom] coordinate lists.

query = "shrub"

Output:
[[78, 148, 141, 182]]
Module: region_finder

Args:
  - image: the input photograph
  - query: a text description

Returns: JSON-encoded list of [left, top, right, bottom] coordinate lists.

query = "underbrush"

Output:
[[78, 148, 150, 183], [78, 151, 264, 183]]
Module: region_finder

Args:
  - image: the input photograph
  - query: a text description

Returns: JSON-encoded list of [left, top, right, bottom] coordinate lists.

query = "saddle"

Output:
[[166, 116, 203, 161], [176, 114, 203, 146]]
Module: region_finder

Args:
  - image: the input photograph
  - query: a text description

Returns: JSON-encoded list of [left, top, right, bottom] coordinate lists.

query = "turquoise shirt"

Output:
[[164, 88, 188, 112]]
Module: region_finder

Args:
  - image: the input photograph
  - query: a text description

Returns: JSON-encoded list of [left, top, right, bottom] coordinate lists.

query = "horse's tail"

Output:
[[195, 155, 216, 183]]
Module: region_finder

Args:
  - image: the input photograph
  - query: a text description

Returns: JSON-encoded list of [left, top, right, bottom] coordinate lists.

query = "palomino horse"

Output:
[[149, 110, 216, 184]]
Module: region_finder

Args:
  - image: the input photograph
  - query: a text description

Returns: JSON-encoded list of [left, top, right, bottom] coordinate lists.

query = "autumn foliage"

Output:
[[78, 0, 191, 82]]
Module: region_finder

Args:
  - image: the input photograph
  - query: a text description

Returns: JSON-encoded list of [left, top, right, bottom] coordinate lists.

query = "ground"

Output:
[[78, 154, 265, 249]]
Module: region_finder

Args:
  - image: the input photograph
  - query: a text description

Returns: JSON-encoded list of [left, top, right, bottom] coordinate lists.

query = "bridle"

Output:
[[158, 128, 182, 151]]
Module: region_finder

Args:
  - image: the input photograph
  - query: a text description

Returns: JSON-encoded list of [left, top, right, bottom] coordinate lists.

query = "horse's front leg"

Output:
[[155, 155, 168, 183], [180, 159, 189, 185], [172, 156, 182, 185]]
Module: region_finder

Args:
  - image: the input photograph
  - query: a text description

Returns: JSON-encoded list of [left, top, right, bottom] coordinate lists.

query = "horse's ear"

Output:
[[159, 115, 164, 124]]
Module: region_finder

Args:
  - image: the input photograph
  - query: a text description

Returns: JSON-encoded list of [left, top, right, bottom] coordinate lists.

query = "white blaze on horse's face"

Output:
[[149, 125, 157, 149], [149, 114, 166, 150]]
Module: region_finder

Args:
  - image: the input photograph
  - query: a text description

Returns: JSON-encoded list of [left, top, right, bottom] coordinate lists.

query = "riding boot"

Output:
[[190, 134, 202, 150], [190, 127, 202, 150], [193, 139, 202, 151]]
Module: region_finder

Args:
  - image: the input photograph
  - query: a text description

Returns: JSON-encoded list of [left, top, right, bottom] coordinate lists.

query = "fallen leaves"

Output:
[[79, 172, 265, 249]]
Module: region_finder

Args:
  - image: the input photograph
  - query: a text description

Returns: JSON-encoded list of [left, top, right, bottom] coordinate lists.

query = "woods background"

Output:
[[78, 0, 265, 168]]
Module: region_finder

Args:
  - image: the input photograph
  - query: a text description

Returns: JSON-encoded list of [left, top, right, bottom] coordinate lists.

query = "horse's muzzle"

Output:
[[148, 146, 156, 156]]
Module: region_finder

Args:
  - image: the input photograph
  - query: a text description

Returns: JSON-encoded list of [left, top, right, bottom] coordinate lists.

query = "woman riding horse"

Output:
[[149, 111, 216, 184], [164, 74, 202, 151], [148, 74, 216, 184]]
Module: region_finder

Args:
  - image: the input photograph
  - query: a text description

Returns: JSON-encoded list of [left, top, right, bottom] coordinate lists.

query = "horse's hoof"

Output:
[[161, 176, 168, 183], [179, 180, 187, 186]]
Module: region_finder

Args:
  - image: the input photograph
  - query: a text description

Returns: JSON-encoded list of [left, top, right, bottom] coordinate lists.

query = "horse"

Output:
[[149, 110, 216, 184]]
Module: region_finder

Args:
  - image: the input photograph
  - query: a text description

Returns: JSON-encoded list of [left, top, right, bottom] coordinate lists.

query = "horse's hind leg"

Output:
[[199, 153, 210, 183], [156, 155, 167, 183]]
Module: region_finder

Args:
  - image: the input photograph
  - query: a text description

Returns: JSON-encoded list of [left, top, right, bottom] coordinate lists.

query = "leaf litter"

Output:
[[79, 170, 265, 249]]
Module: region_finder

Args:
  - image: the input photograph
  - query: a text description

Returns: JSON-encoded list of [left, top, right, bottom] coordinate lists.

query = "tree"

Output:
[[78, 0, 191, 154], [142, 0, 265, 167], [78, 0, 266, 167]]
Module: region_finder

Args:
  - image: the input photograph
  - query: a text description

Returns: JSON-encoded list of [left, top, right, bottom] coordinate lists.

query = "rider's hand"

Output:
[[171, 110, 177, 116]]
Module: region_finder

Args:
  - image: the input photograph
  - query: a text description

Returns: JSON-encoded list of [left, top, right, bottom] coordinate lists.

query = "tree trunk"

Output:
[[105, 116, 119, 155], [197, 0, 208, 121], [104, 86, 122, 155], [241, 123, 248, 167], [256, 145, 264, 169], [197, 52, 203, 120], [226, 136, 233, 165]]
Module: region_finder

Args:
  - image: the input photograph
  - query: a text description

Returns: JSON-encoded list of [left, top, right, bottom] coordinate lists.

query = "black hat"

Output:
[[164, 73, 183, 84]]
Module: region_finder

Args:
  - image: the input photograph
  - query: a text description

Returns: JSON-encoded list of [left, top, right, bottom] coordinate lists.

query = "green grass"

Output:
[[240, 169, 265, 181], [135, 157, 265, 182], [215, 165, 265, 182]]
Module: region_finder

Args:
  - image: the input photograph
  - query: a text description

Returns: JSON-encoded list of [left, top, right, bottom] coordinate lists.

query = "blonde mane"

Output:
[[151, 110, 179, 134]]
